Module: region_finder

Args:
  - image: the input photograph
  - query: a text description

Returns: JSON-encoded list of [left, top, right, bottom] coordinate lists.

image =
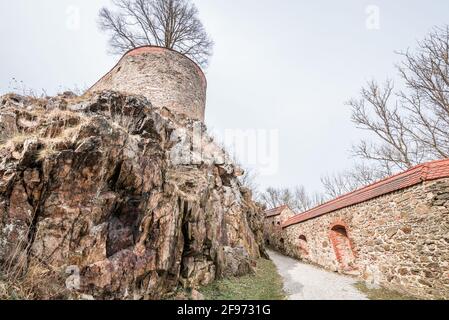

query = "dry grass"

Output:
[[36, 147, 59, 162], [0, 108, 89, 162], [1, 260, 71, 300], [200, 258, 286, 300], [46, 108, 79, 121], [1, 95, 93, 300], [0, 277, 33, 300], [354, 282, 417, 300], [65, 91, 93, 104], [9, 133, 31, 146], [28, 97, 48, 109], [1, 212, 70, 299], [0, 194, 69, 299], [27, 107, 49, 119]]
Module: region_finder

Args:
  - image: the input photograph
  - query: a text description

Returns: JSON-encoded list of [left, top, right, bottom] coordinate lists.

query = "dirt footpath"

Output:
[[268, 249, 368, 300]]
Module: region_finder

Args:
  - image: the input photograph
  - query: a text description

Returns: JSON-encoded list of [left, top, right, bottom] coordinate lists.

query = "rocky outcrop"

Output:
[[0, 91, 265, 299]]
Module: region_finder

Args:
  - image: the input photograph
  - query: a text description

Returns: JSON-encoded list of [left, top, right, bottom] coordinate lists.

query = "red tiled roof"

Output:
[[265, 205, 289, 218], [283, 159, 449, 228]]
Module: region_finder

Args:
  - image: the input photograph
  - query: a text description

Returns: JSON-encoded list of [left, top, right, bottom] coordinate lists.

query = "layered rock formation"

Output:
[[0, 91, 265, 299]]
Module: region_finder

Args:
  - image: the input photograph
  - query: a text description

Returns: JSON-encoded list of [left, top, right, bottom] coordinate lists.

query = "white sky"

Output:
[[1, 0, 448, 193]]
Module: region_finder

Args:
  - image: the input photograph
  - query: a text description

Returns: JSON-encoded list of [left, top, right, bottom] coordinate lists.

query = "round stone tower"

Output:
[[88, 46, 207, 122]]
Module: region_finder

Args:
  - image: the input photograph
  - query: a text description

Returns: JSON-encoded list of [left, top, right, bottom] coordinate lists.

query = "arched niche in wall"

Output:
[[298, 235, 309, 256], [329, 223, 357, 271]]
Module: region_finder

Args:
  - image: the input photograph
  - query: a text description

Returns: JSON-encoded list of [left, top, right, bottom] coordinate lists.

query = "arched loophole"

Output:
[[332, 225, 348, 237], [330, 225, 356, 271], [298, 235, 309, 256]]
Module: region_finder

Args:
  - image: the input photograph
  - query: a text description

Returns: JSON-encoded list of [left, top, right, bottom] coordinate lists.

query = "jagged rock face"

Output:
[[0, 91, 265, 299]]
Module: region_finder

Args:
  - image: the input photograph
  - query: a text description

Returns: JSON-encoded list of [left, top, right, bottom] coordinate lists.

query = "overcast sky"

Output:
[[1, 0, 448, 194]]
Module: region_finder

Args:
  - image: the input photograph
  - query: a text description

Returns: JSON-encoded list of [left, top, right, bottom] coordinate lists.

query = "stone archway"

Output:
[[298, 235, 309, 256], [329, 224, 356, 272]]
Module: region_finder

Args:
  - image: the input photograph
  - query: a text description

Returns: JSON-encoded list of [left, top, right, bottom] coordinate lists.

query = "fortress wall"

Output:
[[264, 206, 295, 251], [88, 46, 207, 122], [271, 160, 449, 299]]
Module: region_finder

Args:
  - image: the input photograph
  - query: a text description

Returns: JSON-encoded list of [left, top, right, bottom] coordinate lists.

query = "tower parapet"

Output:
[[89, 46, 207, 122]]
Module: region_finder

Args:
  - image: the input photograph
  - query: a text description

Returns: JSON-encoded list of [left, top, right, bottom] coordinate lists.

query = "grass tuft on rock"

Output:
[[200, 258, 286, 300]]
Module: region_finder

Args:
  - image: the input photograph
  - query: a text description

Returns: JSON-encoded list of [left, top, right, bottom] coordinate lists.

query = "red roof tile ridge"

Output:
[[282, 159, 449, 228], [265, 205, 287, 212], [421, 163, 430, 181], [265, 205, 291, 217]]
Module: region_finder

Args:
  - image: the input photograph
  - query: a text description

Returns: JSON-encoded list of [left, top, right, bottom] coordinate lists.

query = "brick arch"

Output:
[[329, 221, 357, 271], [298, 235, 309, 256]]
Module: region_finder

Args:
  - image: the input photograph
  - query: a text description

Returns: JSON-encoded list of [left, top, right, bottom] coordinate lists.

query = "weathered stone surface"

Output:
[[263, 206, 295, 253], [222, 246, 255, 277], [268, 181, 449, 300], [88, 46, 207, 122], [0, 91, 265, 299]]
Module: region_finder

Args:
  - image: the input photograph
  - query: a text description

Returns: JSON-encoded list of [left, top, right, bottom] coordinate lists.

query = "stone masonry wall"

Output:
[[88, 46, 207, 122], [280, 178, 449, 299], [264, 207, 295, 253]]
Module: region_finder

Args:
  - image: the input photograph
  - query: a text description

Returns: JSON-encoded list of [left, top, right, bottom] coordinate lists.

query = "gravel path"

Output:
[[268, 249, 368, 300]]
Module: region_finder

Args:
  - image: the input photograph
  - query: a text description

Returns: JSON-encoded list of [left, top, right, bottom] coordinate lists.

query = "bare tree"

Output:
[[259, 187, 289, 210], [321, 172, 354, 200], [348, 80, 424, 173], [239, 167, 260, 199], [397, 26, 449, 159], [321, 163, 387, 199], [293, 186, 326, 212], [260, 186, 325, 213], [348, 26, 449, 173], [98, 0, 214, 68]]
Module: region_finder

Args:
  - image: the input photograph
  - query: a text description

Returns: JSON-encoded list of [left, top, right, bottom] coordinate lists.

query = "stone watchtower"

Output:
[[88, 46, 207, 122]]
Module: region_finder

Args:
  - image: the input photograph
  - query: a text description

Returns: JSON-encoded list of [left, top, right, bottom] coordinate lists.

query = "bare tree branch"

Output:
[[348, 26, 449, 173], [98, 0, 214, 68], [239, 167, 260, 199], [321, 163, 388, 199], [260, 186, 325, 213]]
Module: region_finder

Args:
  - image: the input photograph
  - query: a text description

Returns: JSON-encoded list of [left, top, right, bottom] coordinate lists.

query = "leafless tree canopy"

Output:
[[261, 26, 449, 209], [239, 167, 260, 198], [348, 26, 449, 174], [260, 186, 325, 213], [320, 163, 386, 199], [98, 0, 214, 68]]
